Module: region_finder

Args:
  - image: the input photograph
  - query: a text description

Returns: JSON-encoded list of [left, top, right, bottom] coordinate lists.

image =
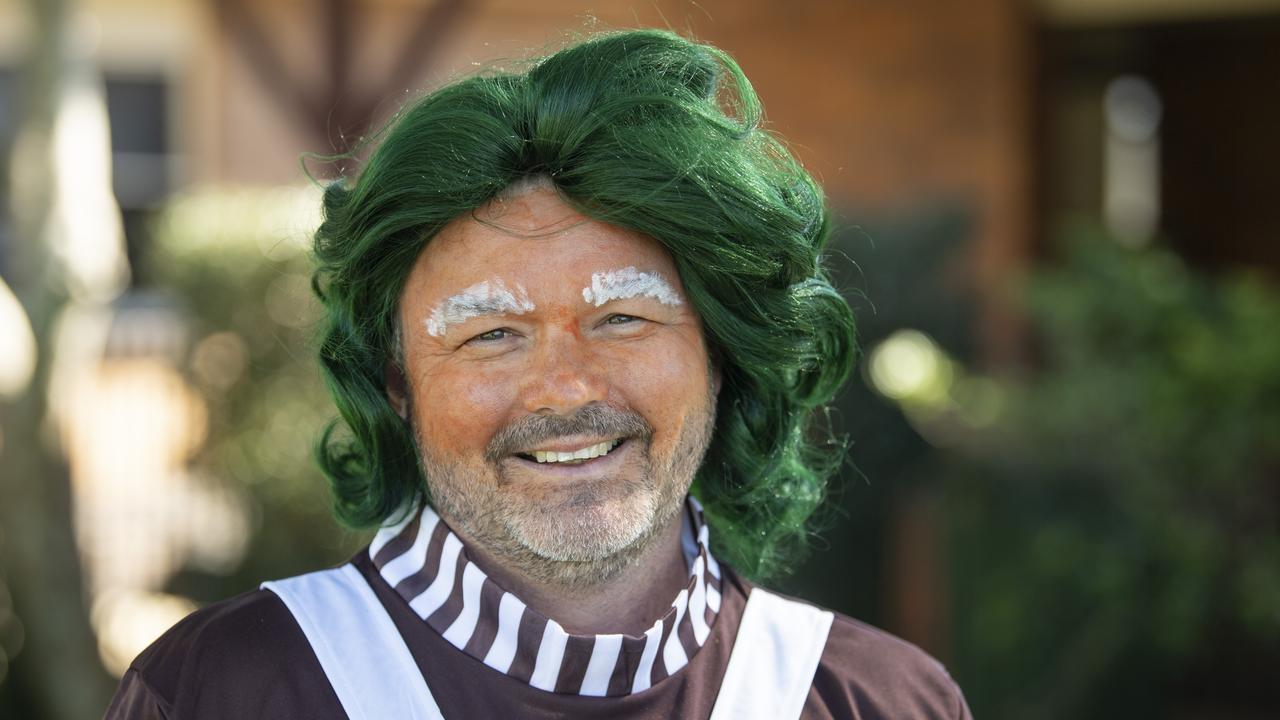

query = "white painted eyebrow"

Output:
[[424, 279, 535, 337], [581, 267, 684, 308]]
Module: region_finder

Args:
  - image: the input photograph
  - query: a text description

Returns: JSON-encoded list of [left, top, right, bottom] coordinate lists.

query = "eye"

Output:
[[605, 314, 642, 325], [467, 327, 515, 344]]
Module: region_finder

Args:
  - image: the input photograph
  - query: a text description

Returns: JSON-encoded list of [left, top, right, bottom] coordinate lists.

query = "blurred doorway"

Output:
[[1038, 12, 1280, 277]]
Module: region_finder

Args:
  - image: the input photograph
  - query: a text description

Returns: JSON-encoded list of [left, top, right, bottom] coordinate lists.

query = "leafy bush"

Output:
[[947, 227, 1280, 717]]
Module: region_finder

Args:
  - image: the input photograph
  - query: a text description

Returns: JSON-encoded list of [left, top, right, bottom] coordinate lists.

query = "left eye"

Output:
[[605, 314, 641, 325]]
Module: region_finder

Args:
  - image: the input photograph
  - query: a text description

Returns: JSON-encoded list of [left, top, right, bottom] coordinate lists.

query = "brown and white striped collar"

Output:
[[367, 497, 723, 697]]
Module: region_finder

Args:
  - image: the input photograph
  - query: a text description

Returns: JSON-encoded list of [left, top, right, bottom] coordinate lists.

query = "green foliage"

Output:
[[947, 226, 1280, 717], [147, 187, 362, 594]]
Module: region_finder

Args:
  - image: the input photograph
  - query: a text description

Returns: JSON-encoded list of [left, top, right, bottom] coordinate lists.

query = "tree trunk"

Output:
[[0, 0, 118, 715]]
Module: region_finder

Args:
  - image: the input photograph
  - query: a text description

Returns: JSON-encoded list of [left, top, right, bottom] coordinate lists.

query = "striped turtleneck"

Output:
[[367, 497, 723, 697]]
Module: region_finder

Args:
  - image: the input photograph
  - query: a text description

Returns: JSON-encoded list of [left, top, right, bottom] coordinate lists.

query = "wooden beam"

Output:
[[210, 0, 471, 160]]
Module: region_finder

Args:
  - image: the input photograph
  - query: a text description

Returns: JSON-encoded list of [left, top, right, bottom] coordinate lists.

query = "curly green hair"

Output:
[[312, 29, 856, 580]]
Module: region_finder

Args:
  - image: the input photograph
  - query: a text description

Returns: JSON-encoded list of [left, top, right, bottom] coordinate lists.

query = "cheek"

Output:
[[414, 365, 515, 457], [606, 336, 710, 432]]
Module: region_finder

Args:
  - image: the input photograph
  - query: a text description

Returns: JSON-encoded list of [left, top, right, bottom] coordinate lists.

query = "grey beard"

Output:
[[424, 467, 679, 590], [410, 395, 716, 591]]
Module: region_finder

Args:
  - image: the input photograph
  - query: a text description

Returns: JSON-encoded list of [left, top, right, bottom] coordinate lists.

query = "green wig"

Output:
[[312, 29, 856, 580]]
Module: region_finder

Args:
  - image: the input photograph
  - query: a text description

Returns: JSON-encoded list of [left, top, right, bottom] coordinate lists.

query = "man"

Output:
[[107, 30, 971, 719]]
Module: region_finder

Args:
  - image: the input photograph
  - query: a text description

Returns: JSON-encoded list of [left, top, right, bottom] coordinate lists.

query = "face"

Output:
[[393, 185, 718, 588]]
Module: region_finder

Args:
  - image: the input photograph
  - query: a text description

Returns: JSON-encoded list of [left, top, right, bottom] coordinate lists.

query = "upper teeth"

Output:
[[532, 440, 618, 464]]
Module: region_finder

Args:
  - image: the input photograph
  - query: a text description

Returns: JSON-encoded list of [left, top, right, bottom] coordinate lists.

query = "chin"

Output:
[[420, 439, 695, 589], [502, 476, 658, 563]]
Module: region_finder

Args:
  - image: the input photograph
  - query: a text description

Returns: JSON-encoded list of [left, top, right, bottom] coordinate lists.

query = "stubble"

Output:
[[412, 391, 716, 590]]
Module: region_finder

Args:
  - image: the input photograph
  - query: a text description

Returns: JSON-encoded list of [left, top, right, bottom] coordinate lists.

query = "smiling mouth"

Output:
[[515, 438, 626, 466]]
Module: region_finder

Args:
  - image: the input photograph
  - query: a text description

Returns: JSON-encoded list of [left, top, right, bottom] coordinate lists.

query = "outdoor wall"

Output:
[[0, 0, 1029, 354], [189, 0, 1033, 361]]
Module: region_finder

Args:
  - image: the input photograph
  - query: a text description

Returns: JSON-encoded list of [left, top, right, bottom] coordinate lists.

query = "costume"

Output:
[[106, 499, 971, 719]]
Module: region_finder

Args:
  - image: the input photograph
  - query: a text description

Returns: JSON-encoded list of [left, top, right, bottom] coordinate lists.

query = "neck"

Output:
[[449, 509, 688, 636]]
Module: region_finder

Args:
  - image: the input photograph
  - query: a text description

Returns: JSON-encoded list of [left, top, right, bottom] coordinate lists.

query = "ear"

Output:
[[385, 362, 410, 420], [706, 342, 724, 400]]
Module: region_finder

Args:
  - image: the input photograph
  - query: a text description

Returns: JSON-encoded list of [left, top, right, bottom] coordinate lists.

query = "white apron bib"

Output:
[[264, 564, 832, 720]]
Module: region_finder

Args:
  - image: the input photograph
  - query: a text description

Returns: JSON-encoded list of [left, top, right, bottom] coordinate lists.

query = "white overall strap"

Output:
[[708, 587, 834, 720], [262, 564, 444, 720]]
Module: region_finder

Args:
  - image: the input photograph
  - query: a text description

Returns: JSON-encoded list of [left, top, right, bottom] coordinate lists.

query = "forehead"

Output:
[[403, 186, 681, 299]]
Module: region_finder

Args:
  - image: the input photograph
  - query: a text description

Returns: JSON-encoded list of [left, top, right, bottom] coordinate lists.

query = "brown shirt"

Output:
[[105, 551, 971, 719]]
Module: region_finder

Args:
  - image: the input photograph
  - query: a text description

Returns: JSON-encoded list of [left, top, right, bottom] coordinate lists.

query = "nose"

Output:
[[520, 329, 609, 416]]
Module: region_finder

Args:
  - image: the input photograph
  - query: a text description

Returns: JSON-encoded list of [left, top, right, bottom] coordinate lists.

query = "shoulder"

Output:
[[811, 611, 971, 719], [108, 585, 343, 719], [735, 575, 971, 720], [130, 587, 304, 686]]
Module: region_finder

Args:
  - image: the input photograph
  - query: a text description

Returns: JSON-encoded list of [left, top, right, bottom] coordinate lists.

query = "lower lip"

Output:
[[505, 439, 634, 478]]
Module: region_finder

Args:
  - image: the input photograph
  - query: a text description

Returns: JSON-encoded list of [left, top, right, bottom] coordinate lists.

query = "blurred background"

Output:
[[0, 0, 1278, 717]]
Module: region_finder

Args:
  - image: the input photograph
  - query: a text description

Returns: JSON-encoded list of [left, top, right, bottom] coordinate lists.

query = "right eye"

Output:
[[467, 328, 514, 344]]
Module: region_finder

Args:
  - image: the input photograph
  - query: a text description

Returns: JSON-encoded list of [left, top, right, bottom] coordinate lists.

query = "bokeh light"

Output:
[[866, 329, 954, 405], [0, 279, 36, 399], [91, 590, 197, 679]]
